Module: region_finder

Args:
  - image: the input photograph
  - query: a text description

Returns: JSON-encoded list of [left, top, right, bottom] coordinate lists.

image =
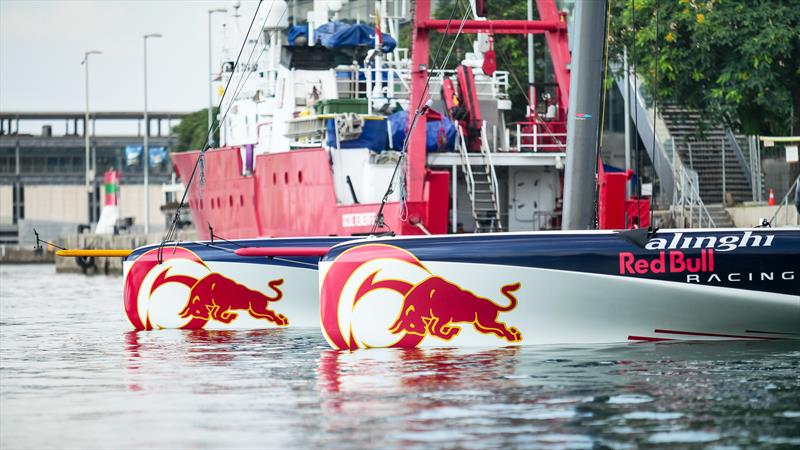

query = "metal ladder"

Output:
[[457, 121, 503, 232]]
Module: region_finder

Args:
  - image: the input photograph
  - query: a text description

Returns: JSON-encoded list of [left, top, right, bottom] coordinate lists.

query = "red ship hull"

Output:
[[172, 147, 450, 240]]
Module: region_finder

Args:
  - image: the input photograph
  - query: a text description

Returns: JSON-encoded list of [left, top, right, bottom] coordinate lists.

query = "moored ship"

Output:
[[171, 0, 619, 239]]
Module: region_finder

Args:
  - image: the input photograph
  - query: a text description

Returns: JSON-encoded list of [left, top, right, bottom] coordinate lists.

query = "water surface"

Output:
[[1, 264, 798, 449]]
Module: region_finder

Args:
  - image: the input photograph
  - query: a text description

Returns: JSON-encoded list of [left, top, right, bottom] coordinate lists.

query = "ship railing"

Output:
[[480, 121, 502, 222], [388, 68, 509, 100], [384, 48, 410, 63], [284, 116, 326, 146], [456, 125, 476, 213], [334, 66, 509, 102], [511, 121, 567, 152], [671, 146, 716, 228]]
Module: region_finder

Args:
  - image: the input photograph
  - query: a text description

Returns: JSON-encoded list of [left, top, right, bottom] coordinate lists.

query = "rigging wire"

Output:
[[592, 0, 613, 229], [597, 2, 613, 151], [494, 44, 563, 145], [158, 0, 265, 261], [215, 1, 284, 144], [198, 5, 281, 193], [369, 0, 471, 234], [198, 6, 285, 186], [632, 0, 642, 228], [33, 229, 66, 251], [649, 0, 660, 229]]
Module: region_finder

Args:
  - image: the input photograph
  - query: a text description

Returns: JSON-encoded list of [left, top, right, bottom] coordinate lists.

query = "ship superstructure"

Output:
[[172, 0, 577, 239]]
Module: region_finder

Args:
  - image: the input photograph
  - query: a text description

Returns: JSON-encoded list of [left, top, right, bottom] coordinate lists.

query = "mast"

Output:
[[562, 0, 607, 230]]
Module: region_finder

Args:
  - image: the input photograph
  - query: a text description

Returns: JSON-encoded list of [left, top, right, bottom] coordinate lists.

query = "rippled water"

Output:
[[1, 264, 799, 449]]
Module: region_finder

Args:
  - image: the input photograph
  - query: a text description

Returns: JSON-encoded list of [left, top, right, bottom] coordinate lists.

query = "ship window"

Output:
[[200, 199, 203, 209], [284, 172, 289, 184], [298, 170, 303, 184], [240, 195, 244, 206], [273, 173, 277, 185], [229, 195, 233, 207]]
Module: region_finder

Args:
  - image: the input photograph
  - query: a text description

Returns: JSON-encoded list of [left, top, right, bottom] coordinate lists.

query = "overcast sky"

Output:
[[0, 0, 260, 122]]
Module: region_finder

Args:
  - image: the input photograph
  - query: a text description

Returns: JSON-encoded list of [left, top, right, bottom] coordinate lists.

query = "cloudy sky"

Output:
[[1, 0, 260, 132]]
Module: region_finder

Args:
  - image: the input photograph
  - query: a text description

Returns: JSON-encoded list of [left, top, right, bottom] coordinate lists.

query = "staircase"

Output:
[[458, 123, 503, 232], [704, 204, 735, 228], [659, 106, 753, 205]]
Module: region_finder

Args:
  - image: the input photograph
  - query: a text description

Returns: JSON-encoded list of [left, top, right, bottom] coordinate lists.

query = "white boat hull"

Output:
[[319, 230, 800, 349], [122, 237, 349, 330]]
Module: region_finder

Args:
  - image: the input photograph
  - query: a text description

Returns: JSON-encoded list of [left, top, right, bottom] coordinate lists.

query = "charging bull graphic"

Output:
[[321, 244, 522, 350], [124, 247, 288, 330], [386, 276, 522, 342], [157, 272, 287, 325]]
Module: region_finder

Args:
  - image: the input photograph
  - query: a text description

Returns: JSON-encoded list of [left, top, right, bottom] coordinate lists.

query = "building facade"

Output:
[[0, 111, 188, 244]]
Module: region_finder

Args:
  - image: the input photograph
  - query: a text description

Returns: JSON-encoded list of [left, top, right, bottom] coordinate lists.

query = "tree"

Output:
[[609, 0, 800, 136], [172, 108, 219, 152]]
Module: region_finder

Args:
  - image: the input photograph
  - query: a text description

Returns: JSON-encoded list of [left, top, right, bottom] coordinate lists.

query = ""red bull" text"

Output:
[[619, 250, 714, 275]]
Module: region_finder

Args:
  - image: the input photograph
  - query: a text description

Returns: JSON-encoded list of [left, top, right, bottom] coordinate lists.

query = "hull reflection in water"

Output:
[[311, 340, 800, 449], [319, 229, 800, 349]]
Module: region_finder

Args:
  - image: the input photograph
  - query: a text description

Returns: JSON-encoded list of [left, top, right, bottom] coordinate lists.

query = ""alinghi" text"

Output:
[[645, 231, 773, 253]]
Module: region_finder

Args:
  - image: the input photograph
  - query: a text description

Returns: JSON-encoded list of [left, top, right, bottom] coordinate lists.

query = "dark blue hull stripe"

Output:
[[325, 230, 800, 296]]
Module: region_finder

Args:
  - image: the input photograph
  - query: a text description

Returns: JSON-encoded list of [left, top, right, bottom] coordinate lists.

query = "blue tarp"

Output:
[[388, 110, 456, 152], [326, 119, 389, 152], [316, 21, 350, 47], [326, 23, 396, 53], [288, 24, 308, 45], [289, 22, 396, 53]]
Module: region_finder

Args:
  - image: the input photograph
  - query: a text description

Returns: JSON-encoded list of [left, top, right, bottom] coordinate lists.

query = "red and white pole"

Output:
[[103, 169, 120, 207]]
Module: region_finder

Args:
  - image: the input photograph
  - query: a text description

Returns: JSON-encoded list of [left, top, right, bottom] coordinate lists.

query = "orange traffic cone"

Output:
[[768, 189, 776, 206]]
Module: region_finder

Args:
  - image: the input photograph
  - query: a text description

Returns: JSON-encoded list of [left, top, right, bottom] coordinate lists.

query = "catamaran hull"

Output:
[[123, 237, 349, 330], [319, 229, 800, 349]]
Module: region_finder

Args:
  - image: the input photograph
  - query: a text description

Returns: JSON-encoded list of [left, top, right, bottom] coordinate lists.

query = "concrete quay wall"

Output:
[[55, 230, 197, 275], [726, 204, 799, 228]]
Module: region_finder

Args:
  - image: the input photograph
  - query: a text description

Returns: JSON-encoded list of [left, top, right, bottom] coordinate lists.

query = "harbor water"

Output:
[[1, 264, 799, 449]]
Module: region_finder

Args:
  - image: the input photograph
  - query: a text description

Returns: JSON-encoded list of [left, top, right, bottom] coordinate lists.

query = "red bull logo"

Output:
[[156, 272, 287, 326], [320, 244, 522, 350], [124, 247, 288, 330]]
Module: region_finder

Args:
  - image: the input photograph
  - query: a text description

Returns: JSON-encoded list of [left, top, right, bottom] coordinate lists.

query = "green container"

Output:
[[315, 99, 369, 115]]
